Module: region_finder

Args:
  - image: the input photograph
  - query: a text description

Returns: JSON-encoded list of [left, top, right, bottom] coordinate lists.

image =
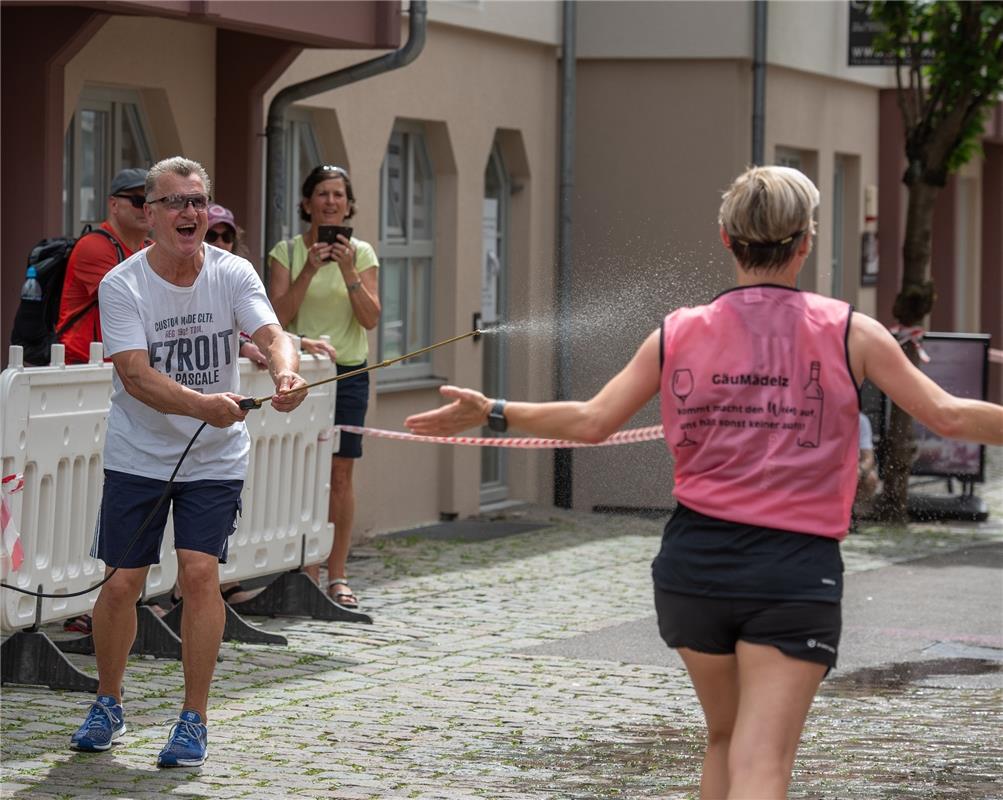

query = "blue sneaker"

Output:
[[157, 709, 207, 768], [70, 694, 126, 751]]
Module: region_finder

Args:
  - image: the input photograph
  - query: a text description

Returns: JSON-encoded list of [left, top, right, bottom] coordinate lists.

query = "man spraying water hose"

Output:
[[68, 157, 307, 768], [405, 166, 1003, 800]]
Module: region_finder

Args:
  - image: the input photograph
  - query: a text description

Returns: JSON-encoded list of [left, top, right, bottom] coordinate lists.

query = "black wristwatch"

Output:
[[487, 399, 508, 432]]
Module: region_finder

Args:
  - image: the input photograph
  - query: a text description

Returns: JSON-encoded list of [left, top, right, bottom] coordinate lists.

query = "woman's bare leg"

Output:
[[727, 641, 826, 799], [678, 647, 740, 800]]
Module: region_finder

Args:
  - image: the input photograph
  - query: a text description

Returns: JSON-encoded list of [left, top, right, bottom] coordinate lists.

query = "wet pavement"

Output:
[[1, 448, 1001, 799]]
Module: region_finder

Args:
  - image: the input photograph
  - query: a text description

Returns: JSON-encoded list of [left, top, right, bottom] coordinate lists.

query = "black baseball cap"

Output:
[[109, 168, 148, 196]]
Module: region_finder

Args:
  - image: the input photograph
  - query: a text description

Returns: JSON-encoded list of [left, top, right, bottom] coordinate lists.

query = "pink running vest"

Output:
[[660, 285, 859, 540]]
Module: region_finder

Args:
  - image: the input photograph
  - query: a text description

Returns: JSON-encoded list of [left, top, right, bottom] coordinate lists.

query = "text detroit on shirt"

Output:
[[149, 312, 234, 389]]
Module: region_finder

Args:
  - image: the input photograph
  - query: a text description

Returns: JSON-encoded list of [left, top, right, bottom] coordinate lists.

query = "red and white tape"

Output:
[[335, 424, 666, 449], [1, 473, 25, 575]]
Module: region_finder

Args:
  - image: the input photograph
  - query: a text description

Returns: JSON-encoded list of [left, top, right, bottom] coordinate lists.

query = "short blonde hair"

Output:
[[718, 165, 819, 271]]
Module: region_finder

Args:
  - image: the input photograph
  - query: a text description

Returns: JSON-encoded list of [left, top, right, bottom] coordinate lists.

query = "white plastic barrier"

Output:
[[0, 344, 177, 633], [1, 345, 338, 634], [219, 357, 337, 587]]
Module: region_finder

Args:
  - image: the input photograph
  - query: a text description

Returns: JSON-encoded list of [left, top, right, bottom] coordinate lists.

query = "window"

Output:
[[379, 125, 435, 376], [64, 88, 154, 235], [481, 144, 510, 501], [831, 156, 845, 298], [774, 147, 818, 292], [283, 111, 323, 241]]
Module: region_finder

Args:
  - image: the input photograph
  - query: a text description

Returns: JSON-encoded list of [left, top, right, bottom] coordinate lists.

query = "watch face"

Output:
[[488, 400, 507, 432]]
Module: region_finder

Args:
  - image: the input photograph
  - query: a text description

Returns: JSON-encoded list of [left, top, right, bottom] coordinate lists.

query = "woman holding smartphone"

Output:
[[268, 165, 380, 609]]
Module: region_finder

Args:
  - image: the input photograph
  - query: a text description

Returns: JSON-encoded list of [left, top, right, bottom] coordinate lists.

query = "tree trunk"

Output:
[[873, 174, 939, 523]]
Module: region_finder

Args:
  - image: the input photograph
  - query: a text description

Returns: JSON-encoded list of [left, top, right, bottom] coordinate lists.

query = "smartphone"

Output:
[[317, 225, 353, 244]]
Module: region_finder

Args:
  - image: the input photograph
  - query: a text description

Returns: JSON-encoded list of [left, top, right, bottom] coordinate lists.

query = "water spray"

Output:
[[2, 330, 482, 599]]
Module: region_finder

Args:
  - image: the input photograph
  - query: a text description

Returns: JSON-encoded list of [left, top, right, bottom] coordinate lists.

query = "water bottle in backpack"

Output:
[[20, 266, 42, 302]]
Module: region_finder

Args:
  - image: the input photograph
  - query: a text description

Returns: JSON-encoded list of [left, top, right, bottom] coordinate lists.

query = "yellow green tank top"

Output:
[[268, 234, 378, 366]]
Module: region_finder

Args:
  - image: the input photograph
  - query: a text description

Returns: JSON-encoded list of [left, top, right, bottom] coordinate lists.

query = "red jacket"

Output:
[[57, 223, 147, 364]]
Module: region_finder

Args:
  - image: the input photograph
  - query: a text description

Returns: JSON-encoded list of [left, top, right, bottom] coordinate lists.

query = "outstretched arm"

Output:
[[405, 329, 662, 442], [850, 312, 1003, 445]]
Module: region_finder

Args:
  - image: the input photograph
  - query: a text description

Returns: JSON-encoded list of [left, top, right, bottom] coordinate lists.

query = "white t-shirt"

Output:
[[99, 245, 279, 481]]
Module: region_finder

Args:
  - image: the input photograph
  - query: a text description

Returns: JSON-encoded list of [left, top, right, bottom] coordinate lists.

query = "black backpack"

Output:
[[9, 226, 124, 366]]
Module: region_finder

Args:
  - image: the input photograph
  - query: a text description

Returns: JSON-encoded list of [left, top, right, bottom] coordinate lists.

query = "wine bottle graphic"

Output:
[[797, 361, 824, 448], [671, 368, 698, 447]]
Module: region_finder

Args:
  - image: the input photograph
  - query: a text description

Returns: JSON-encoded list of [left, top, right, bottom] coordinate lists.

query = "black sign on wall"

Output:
[[848, 1, 935, 67]]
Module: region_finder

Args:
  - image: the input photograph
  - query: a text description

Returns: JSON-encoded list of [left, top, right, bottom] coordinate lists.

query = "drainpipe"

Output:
[[554, 0, 576, 509], [752, 0, 767, 165], [264, 0, 427, 273]]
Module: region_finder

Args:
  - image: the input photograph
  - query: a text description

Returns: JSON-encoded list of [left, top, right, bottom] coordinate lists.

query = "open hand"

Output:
[[405, 385, 491, 436]]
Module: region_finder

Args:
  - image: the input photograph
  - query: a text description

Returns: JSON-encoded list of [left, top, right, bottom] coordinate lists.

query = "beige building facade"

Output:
[[262, 11, 562, 533]]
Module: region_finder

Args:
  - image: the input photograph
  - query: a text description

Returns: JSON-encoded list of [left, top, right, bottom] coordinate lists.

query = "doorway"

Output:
[[480, 145, 510, 504]]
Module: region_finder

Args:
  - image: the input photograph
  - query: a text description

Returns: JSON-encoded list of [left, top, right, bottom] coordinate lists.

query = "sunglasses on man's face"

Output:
[[205, 229, 235, 245], [113, 194, 147, 210], [147, 194, 210, 212]]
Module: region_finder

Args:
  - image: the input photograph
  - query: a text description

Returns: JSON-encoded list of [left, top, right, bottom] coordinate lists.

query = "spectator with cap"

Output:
[[206, 203, 250, 260], [205, 203, 268, 369], [58, 168, 152, 365]]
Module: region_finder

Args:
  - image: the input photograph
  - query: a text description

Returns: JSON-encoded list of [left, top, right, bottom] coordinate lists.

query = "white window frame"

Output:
[[480, 143, 511, 503], [378, 123, 435, 380], [283, 109, 324, 242], [64, 87, 155, 236], [831, 155, 845, 299]]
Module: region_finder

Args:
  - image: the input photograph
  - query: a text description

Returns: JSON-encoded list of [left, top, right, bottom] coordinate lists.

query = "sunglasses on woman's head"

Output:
[[205, 229, 235, 245], [314, 165, 348, 178]]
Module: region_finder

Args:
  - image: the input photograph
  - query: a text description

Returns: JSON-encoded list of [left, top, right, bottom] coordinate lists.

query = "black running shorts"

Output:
[[654, 586, 841, 668]]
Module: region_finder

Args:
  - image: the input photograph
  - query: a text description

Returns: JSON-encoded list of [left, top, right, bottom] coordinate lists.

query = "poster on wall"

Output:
[[860, 231, 879, 286], [909, 333, 989, 481]]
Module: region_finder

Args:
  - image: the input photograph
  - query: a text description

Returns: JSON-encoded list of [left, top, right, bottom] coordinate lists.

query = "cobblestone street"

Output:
[[2, 450, 1001, 799]]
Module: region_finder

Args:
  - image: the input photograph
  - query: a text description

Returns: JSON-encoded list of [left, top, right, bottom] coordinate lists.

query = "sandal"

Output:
[[63, 614, 92, 634], [327, 579, 359, 609], [221, 584, 246, 604]]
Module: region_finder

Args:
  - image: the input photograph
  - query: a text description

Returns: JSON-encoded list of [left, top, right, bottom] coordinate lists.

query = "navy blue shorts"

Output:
[[90, 470, 243, 568], [335, 362, 369, 459], [654, 586, 841, 668]]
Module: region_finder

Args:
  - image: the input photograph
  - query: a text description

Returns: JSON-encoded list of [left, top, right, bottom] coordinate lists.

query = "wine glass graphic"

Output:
[[671, 368, 697, 447]]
